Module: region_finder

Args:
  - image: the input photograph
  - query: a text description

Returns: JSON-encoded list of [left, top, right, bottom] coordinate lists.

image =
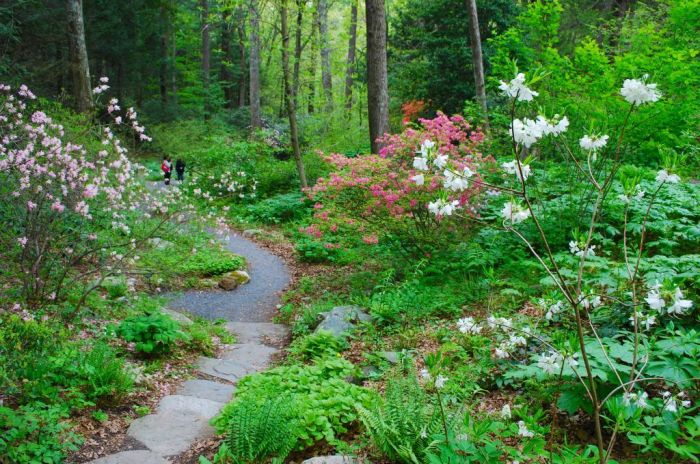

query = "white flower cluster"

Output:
[[645, 284, 693, 316], [622, 390, 692, 413], [656, 169, 680, 184], [499, 73, 539, 102], [569, 240, 596, 258], [510, 114, 568, 148], [419, 369, 448, 390], [618, 185, 645, 204], [620, 75, 662, 105], [536, 350, 579, 375], [501, 160, 531, 182], [93, 76, 110, 95], [579, 134, 609, 151], [457, 316, 482, 334], [428, 198, 459, 217], [541, 299, 564, 321], [501, 201, 531, 224]]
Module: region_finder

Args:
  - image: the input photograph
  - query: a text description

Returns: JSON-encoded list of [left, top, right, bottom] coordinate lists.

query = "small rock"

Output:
[[127, 409, 215, 456], [379, 351, 400, 364], [315, 305, 370, 338], [302, 456, 360, 464], [218, 270, 251, 291], [148, 237, 174, 250], [242, 228, 264, 238], [161, 308, 193, 326], [176, 379, 236, 403], [361, 366, 381, 378]]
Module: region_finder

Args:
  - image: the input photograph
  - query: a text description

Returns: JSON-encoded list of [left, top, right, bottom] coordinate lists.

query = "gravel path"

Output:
[[166, 229, 290, 321]]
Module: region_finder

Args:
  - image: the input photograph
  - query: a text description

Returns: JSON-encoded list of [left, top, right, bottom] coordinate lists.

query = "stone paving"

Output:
[[88, 318, 289, 463]]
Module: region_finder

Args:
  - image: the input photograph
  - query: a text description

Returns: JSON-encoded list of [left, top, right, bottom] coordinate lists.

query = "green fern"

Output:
[[214, 396, 298, 464], [358, 372, 443, 464]]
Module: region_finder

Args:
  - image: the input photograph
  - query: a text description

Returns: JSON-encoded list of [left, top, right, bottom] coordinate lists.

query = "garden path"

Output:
[[87, 192, 291, 463]]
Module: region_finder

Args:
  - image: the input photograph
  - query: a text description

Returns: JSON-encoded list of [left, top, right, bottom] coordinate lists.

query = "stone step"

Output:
[[196, 357, 259, 384], [302, 456, 360, 464], [87, 450, 170, 464], [157, 394, 224, 420], [127, 409, 215, 457], [219, 342, 279, 365], [175, 379, 235, 403], [225, 321, 290, 345]]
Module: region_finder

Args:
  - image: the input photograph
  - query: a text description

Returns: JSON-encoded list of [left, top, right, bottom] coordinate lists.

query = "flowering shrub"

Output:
[[0, 82, 186, 310], [303, 113, 492, 251], [400, 99, 427, 124]]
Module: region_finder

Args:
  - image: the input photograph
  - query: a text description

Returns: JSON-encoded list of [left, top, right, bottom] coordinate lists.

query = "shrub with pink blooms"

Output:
[[303, 113, 493, 255], [0, 83, 182, 309]]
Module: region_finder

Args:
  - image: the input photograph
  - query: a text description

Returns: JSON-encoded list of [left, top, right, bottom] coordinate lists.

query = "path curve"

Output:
[[167, 230, 290, 321]]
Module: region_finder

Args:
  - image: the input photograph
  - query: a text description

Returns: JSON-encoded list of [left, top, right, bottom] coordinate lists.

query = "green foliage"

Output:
[[246, 192, 311, 224], [358, 371, 444, 463], [0, 402, 82, 464], [287, 330, 348, 361], [180, 248, 245, 277], [211, 396, 299, 464], [116, 312, 189, 356], [216, 357, 374, 449]]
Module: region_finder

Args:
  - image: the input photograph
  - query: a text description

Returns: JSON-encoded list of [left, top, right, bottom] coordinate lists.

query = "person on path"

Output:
[[175, 158, 186, 182], [161, 156, 172, 186]]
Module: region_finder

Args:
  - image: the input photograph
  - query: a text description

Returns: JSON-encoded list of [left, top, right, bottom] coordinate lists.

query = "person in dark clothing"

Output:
[[175, 158, 186, 182], [161, 156, 172, 186]]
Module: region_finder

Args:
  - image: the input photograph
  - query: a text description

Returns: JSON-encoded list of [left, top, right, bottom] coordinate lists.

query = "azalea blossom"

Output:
[[501, 404, 512, 419], [517, 420, 535, 438], [428, 198, 459, 216], [511, 118, 544, 148], [502, 160, 531, 182], [499, 73, 539, 102], [656, 169, 680, 184], [569, 240, 596, 258], [411, 174, 425, 186], [629, 311, 657, 331], [620, 76, 661, 105], [536, 114, 569, 136], [443, 170, 470, 191], [420, 139, 436, 157], [501, 201, 531, 224], [668, 287, 693, 315], [457, 317, 482, 334], [433, 153, 448, 169], [622, 391, 649, 409], [434, 374, 448, 389], [579, 134, 609, 151], [537, 351, 563, 375], [413, 156, 429, 171], [645, 285, 665, 311], [545, 300, 564, 320]]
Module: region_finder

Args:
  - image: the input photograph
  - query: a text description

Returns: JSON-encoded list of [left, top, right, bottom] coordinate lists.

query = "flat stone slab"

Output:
[[176, 379, 235, 403], [225, 322, 290, 345], [302, 456, 360, 464], [157, 394, 223, 420], [161, 308, 193, 326], [127, 410, 214, 457], [315, 305, 370, 338], [220, 343, 278, 366], [196, 357, 259, 383], [88, 450, 170, 464]]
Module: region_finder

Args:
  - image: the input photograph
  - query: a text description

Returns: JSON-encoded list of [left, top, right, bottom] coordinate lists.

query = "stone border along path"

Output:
[[88, 224, 291, 463]]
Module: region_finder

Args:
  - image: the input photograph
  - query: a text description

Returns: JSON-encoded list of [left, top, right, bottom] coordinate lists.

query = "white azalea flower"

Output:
[[411, 174, 425, 186], [668, 287, 693, 315], [499, 73, 539, 102], [457, 317, 482, 334], [645, 287, 666, 311], [420, 139, 436, 157], [434, 374, 448, 389], [620, 76, 661, 105], [545, 301, 564, 320], [501, 201, 531, 224], [579, 134, 609, 151], [443, 170, 470, 191], [511, 118, 544, 148], [428, 199, 460, 216], [517, 420, 535, 438], [501, 404, 512, 419], [622, 391, 649, 409], [536, 351, 563, 375], [656, 169, 680, 184], [413, 156, 429, 171], [433, 153, 449, 169], [420, 368, 431, 381], [494, 347, 510, 359], [536, 114, 569, 136], [629, 311, 657, 331], [502, 160, 531, 182]]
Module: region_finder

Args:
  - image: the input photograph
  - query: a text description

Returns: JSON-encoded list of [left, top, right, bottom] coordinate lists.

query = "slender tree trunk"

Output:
[[236, 7, 247, 108], [280, 0, 308, 189], [293, 0, 304, 105], [365, 0, 389, 154], [344, 0, 358, 111], [220, 7, 235, 109], [200, 0, 211, 119], [159, 5, 170, 108], [249, 0, 262, 128], [307, 5, 319, 113], [466, 0, 487, 123], [318, 0, 333, 112], [66, 0, 93, 112], [171, 26, 178, 105]]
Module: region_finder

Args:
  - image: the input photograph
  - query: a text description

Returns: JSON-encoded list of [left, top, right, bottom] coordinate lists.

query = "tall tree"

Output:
[[280, 0, 308, 188], [317, 0, 333, 112], [307, 5, 319, 113], [249, 0, 262, 127], [66, 0, 93, 112], [292, 0, 304, 103], [236, 6, 247, 107], [466, 0, 487, 120], [200, 0, 211, 120], [344, 0, 358, 110], [159, 3, 170, 107], [365, 0, 389, 154], [220, 6, 235, 109]]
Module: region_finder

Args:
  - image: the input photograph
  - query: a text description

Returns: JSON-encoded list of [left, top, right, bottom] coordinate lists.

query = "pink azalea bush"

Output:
[[0, 82, 185, 309], [303, 113, 493, 250]]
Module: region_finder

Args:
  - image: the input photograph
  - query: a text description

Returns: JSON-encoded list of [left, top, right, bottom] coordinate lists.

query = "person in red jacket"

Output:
[[161, 156, 172, 186]]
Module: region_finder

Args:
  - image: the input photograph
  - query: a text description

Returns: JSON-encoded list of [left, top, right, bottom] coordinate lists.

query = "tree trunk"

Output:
[[249, 0, 262, 128], [365, 0, 389, 154], [201, 0, 211, 119], [66, 0, 93, 112], [466, 0, 487, 122], [280, 0, 308, 189], [159, 5, 169, 108], [318, 0, 333, 112], [293, 0, 304, 105], [220, 7, 235, 109], [344, 0, 358, 111], [236, 7, 247, 108], [307, 5, 319, 113]]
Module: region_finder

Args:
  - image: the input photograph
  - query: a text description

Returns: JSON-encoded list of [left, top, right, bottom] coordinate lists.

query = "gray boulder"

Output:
[[315, 305, 370, 338], [302, 456, 360, 464]]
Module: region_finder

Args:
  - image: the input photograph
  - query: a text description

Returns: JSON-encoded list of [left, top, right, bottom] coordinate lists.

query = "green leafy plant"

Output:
[[116, 312, 189, 356], [287, 330, 348, 361]]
